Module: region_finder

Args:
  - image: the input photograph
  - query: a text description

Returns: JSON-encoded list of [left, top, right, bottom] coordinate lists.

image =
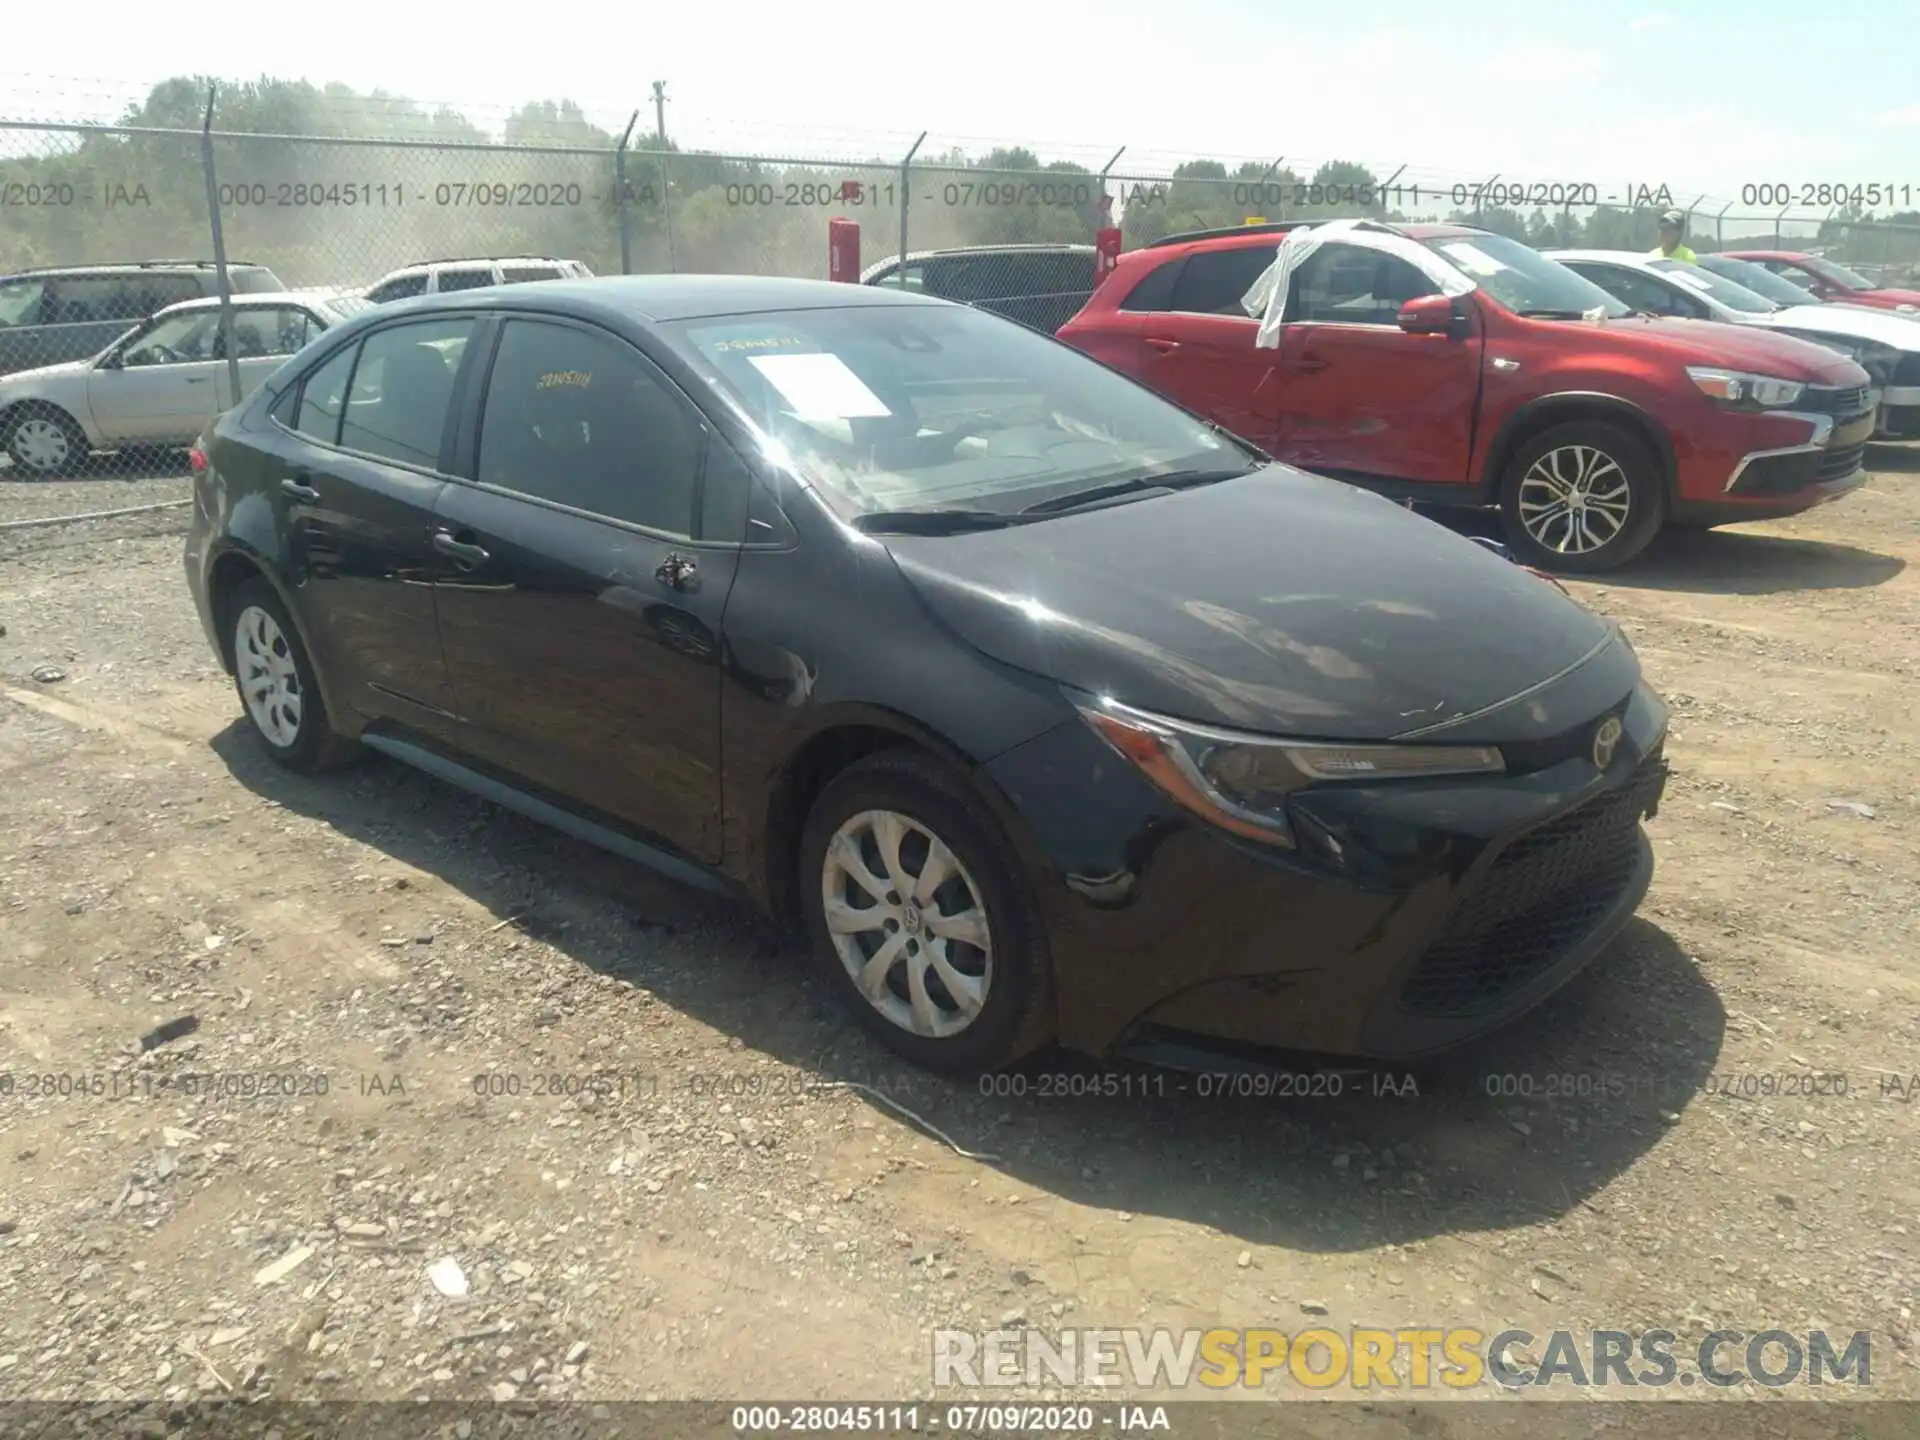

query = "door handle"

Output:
[[280, 478, 320, 502], [1290, 354, 1330, 373], [432, 530, 491, 568], [1145, 338, 1180, 354], [655, 552, 699, 592], [185, 377, 211, 384]]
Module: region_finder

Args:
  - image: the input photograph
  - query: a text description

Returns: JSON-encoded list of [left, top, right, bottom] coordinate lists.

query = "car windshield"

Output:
[[1695, 255, 1820, 307], [665, 303, 1257, 521], [0, 277, 45, 327], [1422, 234, 1631, 319], [1800, 256, 1875, 290], [1649, 259, 1776, 314]]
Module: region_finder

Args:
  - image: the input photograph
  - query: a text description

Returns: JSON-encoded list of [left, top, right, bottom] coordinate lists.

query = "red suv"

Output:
[[1058, 222, 1874, 571], [1722, 250, 1920, 314]]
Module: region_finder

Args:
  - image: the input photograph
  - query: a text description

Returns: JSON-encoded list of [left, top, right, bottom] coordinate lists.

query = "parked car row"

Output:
[[0, 255, 592, 474], [1051, 222, 1897, 571]]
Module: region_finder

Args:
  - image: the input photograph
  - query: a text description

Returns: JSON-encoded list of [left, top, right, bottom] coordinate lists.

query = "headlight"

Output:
[[1070, 692, 1504, 848], [1685, 366, 1805, 408]]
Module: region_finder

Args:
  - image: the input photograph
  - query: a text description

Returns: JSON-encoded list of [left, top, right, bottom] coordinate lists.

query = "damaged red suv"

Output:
[[1059, 221, 1874, 571]]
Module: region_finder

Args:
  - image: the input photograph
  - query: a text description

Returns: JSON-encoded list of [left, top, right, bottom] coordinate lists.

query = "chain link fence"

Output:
[[5, 105, 1920, 485]]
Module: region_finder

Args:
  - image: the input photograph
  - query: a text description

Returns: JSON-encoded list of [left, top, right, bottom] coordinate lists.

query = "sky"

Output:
[[2, 0, 1916, 209]]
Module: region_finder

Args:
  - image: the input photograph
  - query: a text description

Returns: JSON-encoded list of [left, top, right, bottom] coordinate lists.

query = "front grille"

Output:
[[1896, 352, 1920, 387], [1802, 384, 1872, 417], [1818, 441, 1868, 482], [1398, 756, 1665, 1018]]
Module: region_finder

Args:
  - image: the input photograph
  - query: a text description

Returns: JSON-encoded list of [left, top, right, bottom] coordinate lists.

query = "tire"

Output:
[[3, 405, 89, 478], [798, 748, 1054, 1074], [1497, 420, 1666, 573], [226, 578, 356, 772]]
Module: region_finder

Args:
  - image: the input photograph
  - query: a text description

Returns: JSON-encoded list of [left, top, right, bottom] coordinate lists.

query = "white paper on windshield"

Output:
[[747, 353, 891, 420], [1438, 241, 1508, 276]]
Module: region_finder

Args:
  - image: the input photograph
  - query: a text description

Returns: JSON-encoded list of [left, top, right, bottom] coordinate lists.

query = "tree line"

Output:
[[2, 77, 1915, 285]]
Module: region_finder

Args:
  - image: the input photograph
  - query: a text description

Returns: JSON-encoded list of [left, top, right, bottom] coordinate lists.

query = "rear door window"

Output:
[[1167, 247, 1278, 315], [293, 344, 358, 444], [435, 268, 497, 294], [44, 275, 151, 325], [340, 318, 476, 468], [500, 265, 564, 284]]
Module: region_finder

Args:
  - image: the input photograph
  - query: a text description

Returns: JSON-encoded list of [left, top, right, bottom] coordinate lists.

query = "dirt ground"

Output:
[[1, 448, 1917, 1425]]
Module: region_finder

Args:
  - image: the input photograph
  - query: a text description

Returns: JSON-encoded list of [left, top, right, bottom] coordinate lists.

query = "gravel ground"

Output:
[[1, 453, 1917, 1426]]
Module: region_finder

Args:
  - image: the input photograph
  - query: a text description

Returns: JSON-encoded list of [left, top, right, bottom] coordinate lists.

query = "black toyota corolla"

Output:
[[184, 275, 1668, 1074]]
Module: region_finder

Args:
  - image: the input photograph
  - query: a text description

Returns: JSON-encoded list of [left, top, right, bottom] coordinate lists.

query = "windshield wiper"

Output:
[[1020, 466, 1249, 517], [851, 508, 1019, 536]]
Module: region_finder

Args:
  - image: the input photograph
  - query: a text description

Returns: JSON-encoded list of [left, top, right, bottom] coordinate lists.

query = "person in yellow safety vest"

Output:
[[1652, 209, 1698, 262]]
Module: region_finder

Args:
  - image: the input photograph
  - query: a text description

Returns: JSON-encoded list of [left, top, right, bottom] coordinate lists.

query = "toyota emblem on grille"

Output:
[[1592, 716, 1623, 769]]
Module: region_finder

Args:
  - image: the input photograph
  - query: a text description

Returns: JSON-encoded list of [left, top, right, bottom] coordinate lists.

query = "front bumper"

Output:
[[981, 679, 1669, 1062]]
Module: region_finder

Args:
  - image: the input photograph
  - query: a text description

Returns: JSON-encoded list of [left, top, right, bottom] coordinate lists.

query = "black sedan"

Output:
[[184, 275, 1669, 1074]]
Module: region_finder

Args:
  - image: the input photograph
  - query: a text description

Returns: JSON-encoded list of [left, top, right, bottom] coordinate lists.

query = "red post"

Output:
[[828, 218, 861, 283], [1095, 226, 1122, 283]]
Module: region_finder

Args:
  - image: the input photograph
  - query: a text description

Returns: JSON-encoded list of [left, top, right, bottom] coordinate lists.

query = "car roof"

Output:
[[154, 290, 350, 317], [1723, 249, 1807, 261], [1544, 249, 1662, 266], [373, 273, 947, 324], [384, 257, 579, 274], [1, 260, 268, 279], [1151, 219, 1480, 251]]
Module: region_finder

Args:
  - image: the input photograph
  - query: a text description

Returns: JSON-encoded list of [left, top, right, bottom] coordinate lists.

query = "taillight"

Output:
[[188, 443, 208, 473]]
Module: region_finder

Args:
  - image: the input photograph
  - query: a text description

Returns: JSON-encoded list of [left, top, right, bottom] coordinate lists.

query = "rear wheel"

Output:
[[3, 406, 89, 478], [799, 749, 1054, 1074], [1498, 420, 1665, 573], [227, 578, 356, 772]]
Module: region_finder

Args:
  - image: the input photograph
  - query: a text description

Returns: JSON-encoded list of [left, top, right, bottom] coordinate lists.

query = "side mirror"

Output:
[[1398, 294, 1462, 336]]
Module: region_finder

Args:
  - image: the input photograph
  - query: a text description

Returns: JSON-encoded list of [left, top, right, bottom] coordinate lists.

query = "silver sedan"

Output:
[[0, 289, 368, 476]]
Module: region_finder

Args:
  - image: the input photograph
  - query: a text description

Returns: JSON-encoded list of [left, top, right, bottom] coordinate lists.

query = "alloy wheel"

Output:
[[234, 604, 304, 748], [1517, 444, 1632, 555], [10, 418, 73, 475], [820, 808, 993, 1039]]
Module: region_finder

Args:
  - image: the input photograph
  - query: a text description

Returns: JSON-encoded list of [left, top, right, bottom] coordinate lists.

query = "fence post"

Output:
[[652, 83, 677, 272], [198, 84, 242, 414], [614, 111, 638, 275], [1096, 146, 1126, 235], [897, 132, 926, 281], [1716, 201, 1732, 247]]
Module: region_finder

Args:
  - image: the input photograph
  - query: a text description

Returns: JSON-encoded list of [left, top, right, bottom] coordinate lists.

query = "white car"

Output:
[[0, 289, 369, 476], [1545, 248, 1920, 440], [362, 256, 594, 304]]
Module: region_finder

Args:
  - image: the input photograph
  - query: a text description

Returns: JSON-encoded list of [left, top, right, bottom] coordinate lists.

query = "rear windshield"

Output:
[[229, 267, 287, 294]]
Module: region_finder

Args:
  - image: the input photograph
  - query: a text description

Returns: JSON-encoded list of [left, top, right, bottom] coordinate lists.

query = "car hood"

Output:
[[0, 357, 92, 387], [1859, 288, 1920, 310], [1598, 315, 1869, 383], [883, 467, 1623, 743], [1753, 304, 1920, 351]]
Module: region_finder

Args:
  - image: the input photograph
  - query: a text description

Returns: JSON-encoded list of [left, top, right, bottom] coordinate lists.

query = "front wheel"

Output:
[[3, 406, 90, 478], [799, 749, 1054, 1074], [1498, 420, 1665, 573]]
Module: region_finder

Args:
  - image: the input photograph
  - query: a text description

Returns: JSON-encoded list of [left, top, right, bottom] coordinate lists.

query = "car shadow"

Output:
[[1601, 525, 1905, 595], [210, 724, 1721, 1252], [1866, 441, 1920, 474], [1409, 502, 1904, 595]]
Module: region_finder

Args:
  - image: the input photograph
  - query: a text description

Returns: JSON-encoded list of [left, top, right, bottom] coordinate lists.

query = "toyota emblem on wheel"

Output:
[[1592, 716, 1623, 769]]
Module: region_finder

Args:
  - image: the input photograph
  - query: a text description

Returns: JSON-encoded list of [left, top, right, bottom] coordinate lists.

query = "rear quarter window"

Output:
[[1119, 256, 1184, 312]]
